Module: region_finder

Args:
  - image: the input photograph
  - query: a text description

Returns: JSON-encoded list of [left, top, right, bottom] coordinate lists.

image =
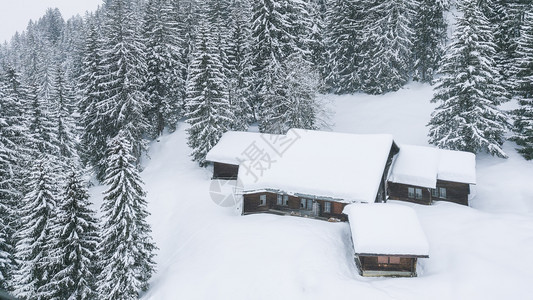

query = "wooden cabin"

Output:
[[236, 129, 399, 221], [387, 145, 476, 206], [344, 203, 429, 277]]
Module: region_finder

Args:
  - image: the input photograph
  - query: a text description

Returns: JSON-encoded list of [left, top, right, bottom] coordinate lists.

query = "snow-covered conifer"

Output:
[[225, 0, 254, 130], [79, 19, 108, 181], [13, 158, 59, 299], [360, 0, 415, 94], [260, 55, 326, 134], [185, 18, 234, 166], [46, 168, 99, 300], [98, 0, 149, 162], [97, 133, 156, 299], [143, 0, 185, 138], [511, 7, 533, 159], [427, 0, 509, 157], [411, 0, 448, 82]]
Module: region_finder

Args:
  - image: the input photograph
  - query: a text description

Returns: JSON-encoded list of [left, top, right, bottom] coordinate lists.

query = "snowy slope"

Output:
[[90, 82, 533, 299]]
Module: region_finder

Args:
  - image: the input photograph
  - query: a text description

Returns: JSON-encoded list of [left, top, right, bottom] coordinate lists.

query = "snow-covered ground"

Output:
[[93, 83, 533, 299]]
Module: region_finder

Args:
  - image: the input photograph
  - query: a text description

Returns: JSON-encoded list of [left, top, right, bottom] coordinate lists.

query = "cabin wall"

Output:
[[358, 255, 417, 277], [435, 180, 470, 206], [212, 162, 239, 179], [242, 192, 347, 221], [387, 182, 432, 205], [387, 181, 470, 206]]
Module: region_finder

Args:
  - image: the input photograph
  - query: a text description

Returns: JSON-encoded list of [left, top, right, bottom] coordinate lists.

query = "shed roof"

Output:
[[388, 145, 476, 188], [343, 203, 430, 257], [239, 129, 395, 203]]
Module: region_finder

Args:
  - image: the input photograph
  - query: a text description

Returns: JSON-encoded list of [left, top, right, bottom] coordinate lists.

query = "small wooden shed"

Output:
[[344, 203, 429, 277]]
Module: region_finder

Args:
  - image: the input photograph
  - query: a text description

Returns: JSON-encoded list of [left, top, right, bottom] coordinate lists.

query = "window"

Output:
[[377, 256, 401, 264], [408, 187, 423, 199], [415, 188, 423, 199], [324, 202, 331, 213], [389, 257, 401, 264], [439, 187, 447, 199], [259, 194, 266, 206], [431, 188, 438, 197], [278, 194, 288, 206], [408, 187, 415, 198], [300, 198, 313, 210], [377, 256, 388, 264]]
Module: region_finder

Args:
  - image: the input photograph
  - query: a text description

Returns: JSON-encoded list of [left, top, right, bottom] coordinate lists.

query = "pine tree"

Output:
[[511, 6, 533, 159], [79, 19, 108, 181], [176, 1, 198, 107], [26, 81, 60, 159], [46, 168, 99, 300], [427, 0, 509, 158], [185, 18, 234, 166], [324, 0, 367, 93], [308, 0, 327, 79], [250, 0, 296, 113], [13, 158, 59, 300], [143, 0, 185, 138], [411, 0, 448, 82], [98, 0, 149, 163], [225, 0, 254, 130], [360, 0, 415, 94], [260, 55, 326, 134], [480, 0, 526, 90], [51, 65, 78, 160], [97, 133, 156, 300], [0, 80, 18, 291]]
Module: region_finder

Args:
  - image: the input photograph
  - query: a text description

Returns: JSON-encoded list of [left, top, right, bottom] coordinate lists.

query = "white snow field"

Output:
[[95, 82, 533, 299]]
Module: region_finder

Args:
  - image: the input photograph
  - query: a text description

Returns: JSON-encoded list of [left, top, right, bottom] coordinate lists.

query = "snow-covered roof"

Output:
[[239, 129, 395, 203], [343, 203, 430, 257], [205, 131, 284, 165], [388, 145, 476, 188]]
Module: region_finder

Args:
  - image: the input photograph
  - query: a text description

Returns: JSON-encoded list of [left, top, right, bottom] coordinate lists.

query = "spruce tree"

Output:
[[250, 0, 296, 113], [260, 55, 325, 134], [97, 133, 156, 300], [427, 0, 509, 158], [143, 0, 185, 138], [13, 158, 59, 300], [27, 81, 60, 158], [0, 80, 18, 291], [324, 0, 366, 93], [360, 0, 415, 94], [511, 7, 533, 159], [46, 168, 99, 300], [225, 0, 254, 130], [98, 0, 149, 163], [411, 0, 448, 82], [185, 18, 234, 166], [79, 19, 108, 180], [51, 65, 78, 160]]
